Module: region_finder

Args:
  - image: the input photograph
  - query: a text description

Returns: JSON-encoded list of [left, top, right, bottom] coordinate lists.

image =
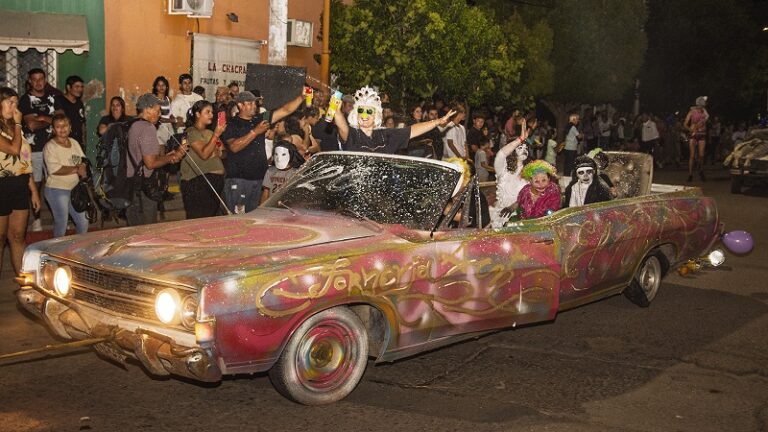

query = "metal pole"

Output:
[[320, 0, 331, 88], [0, 337, 108, 363]]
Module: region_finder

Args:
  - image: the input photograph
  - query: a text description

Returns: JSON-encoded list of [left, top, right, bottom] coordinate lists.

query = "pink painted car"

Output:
[[17, 152, 724, 405]]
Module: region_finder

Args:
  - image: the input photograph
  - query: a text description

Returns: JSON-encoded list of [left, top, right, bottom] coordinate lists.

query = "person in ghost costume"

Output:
[[260, 140, 305, 204], [563, 155, 613, 208], [489, 119, 532, 228]]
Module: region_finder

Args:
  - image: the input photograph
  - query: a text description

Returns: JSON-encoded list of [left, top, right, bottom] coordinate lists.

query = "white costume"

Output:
[[489, 138, 528, 228]]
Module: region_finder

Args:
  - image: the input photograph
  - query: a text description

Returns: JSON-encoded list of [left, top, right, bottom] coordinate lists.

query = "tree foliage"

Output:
[[329, 0, 525, 107], [547, 0, 647, 105]]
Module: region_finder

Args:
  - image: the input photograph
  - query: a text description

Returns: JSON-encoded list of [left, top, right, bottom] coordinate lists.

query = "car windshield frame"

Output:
[[262, 152, 462, 231]]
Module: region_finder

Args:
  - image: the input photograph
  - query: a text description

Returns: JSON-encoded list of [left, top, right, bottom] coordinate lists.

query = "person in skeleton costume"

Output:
[[563, 155, 612, 208], [260, 140, 304, 204], [488, 118, 533, 227], [333, 86, 454, 154]]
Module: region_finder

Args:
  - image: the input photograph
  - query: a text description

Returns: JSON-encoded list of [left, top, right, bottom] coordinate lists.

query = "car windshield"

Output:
[[263, 152, 461, 230]]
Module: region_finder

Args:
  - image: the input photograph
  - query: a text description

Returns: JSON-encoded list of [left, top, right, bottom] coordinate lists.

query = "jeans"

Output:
[[31, 152, 45, 183], [224, 178, 263, 213], [44, 187, 89, 237]]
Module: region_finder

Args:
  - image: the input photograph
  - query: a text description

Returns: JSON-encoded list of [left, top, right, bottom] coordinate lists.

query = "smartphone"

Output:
[[262, 110, 273, 124], [217, 111, 226, 126]]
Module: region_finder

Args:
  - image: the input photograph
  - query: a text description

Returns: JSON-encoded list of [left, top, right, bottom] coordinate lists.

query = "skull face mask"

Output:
[[274, 146, 291, 170], [515, 142, 529, 159], [576, 167, 594, 185]]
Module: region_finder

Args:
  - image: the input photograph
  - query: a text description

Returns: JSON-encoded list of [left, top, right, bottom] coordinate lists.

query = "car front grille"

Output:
[[41, 257, 195, 329]]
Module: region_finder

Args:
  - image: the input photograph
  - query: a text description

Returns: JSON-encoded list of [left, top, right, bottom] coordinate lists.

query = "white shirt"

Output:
[[442, 123, 466, 159], [642, 120, 659, 142], [43, 138, 85, 190], [598, 118, 612, 137], [169, 92, 203, 133]]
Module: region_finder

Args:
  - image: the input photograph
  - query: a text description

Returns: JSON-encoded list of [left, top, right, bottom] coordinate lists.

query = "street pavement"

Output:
[[0, 165, 766, 432]]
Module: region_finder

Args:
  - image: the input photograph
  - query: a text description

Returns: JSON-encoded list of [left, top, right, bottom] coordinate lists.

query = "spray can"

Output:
[[323, 90, 343, 122], [303, 86, 314, 107]]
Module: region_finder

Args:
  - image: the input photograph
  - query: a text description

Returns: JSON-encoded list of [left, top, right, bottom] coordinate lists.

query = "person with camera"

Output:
[[126, 93, 187, 226], [42, 114, 89, 237]]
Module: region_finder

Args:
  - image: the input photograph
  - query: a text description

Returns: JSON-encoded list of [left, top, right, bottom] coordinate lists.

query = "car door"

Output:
[[426, 183, 561, 340]]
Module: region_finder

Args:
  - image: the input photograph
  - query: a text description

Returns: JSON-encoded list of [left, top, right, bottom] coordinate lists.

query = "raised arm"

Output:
[[494, 138, 523, 174], [409, 110, 455, 139], [333, 109, 349, 142], [0, 110, 23, 156], [271, 95, 304, 124], [191, 124, 226, 160]]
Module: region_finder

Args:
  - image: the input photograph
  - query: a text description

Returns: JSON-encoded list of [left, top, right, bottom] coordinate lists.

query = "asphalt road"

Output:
[[1, 166, 766, 432]]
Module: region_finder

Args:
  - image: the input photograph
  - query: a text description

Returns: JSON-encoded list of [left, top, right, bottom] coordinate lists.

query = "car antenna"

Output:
[[278, 200, 298, 216]]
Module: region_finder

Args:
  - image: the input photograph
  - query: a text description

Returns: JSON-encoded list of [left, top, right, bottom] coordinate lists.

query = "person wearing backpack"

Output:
[[126, 93, 187, 226]]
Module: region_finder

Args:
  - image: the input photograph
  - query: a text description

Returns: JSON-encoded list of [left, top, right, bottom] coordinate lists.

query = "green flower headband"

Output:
[[521, 160, 557, 180]]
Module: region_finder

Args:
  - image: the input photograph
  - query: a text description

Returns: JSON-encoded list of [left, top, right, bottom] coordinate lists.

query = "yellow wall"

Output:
[[105, 0, 324, 113]]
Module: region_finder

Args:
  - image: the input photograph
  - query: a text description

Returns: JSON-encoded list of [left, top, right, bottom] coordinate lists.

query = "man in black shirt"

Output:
[[19, 68, 56, 231], [466, 112, 486, 162], [54, 75, 86, 149], [220, 90, 303, 212]]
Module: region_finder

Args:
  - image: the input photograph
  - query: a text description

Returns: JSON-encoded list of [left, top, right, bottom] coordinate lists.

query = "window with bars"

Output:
[[0, 49, 57, 94]]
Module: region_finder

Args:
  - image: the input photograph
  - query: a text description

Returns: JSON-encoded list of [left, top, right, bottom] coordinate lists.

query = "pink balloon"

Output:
[[722, 230, 754, 255]]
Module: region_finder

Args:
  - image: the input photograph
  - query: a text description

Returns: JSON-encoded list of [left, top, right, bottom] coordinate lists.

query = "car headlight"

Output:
[[155, 288, 181, 325], [706, 249, 726, 267], [53, 266, 72, 297], [180, 295, 198, 329], [21, 249, 42, 284]]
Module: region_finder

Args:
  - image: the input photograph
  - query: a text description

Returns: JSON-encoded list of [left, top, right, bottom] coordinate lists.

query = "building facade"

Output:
[[1, 0, 325, 158]]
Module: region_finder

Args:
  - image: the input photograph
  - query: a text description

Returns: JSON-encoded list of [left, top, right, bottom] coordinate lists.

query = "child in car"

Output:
[[516, 160, 561, 219]]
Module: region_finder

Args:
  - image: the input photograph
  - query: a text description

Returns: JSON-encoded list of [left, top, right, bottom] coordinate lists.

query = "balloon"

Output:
[[722, 230, 754, 255]]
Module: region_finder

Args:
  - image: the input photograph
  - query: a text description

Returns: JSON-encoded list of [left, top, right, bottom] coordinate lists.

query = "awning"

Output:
[[0, 9, 89, 54]]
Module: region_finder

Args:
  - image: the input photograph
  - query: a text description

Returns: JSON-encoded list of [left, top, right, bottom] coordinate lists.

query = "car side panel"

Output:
[[551, 193, 719, 308]]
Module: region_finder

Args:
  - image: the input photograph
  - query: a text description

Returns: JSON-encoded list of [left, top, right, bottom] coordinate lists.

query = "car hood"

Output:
[[33, 208, 384, 287]]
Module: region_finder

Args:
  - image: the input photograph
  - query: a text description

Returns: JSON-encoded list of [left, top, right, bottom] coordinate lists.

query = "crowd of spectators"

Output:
[[2, 66, 765, 276]]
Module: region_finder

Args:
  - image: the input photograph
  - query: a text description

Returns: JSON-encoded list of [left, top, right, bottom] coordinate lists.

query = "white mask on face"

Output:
[[274, 147, 291, 170], [576, 167, 594, 185]]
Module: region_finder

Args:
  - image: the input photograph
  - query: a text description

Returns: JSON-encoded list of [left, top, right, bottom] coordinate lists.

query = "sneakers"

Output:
[[30, 218, 42, 232]]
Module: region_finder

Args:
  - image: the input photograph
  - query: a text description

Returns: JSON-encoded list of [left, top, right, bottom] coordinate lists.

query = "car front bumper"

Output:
[[16, 283, 222, 383]]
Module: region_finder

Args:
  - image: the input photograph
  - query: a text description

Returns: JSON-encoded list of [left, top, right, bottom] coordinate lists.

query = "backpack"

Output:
[[95, 118, 143, 209]]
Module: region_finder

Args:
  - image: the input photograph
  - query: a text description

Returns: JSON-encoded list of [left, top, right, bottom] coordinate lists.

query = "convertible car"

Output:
[[16, 151, 726, 405]]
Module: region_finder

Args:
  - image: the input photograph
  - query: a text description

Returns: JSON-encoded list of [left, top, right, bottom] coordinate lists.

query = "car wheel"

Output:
[[623, 255, 663, 307], [268, 307, 368, 405], [730, 176, 743, 194]]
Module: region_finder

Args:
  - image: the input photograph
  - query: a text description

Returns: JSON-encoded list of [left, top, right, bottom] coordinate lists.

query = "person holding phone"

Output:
[[180, 100, 227, 219], [220, 90, 304, 213]]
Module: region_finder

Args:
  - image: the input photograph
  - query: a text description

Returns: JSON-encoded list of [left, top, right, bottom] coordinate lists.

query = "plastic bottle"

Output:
[[303, 86, 314, 107], [323, 90, 343, 122], [234, 193, 246, 214]]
